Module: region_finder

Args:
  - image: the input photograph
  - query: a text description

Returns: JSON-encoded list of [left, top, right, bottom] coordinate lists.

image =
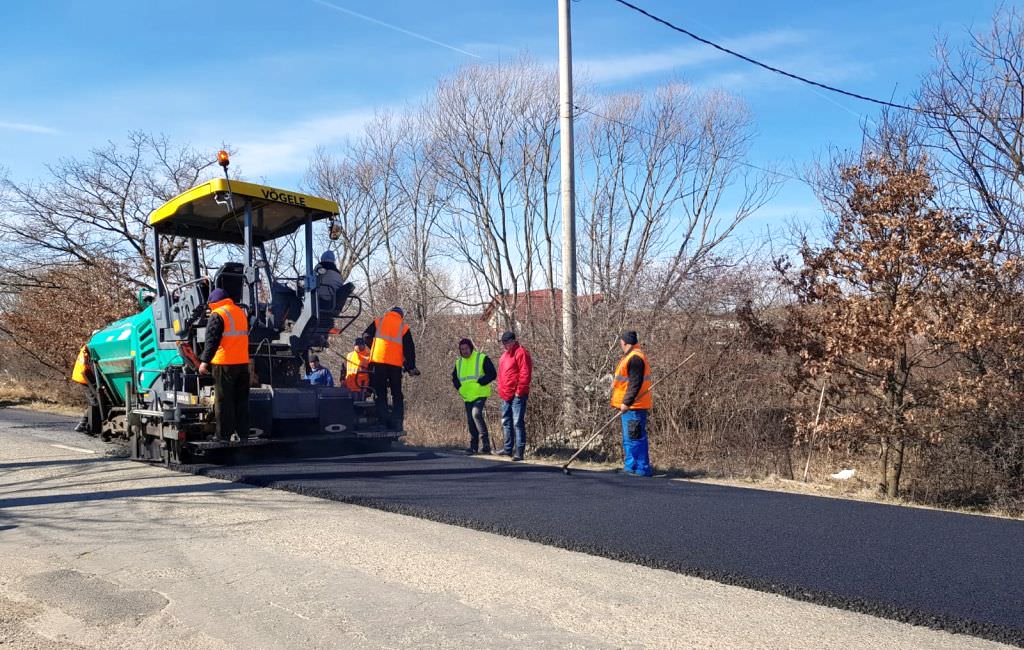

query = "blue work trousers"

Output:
[[501, 396, 527, 454], [621, 409, 652, 476]]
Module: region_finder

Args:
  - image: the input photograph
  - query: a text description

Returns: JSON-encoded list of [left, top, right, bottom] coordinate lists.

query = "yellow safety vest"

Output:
[[71, 345, 91, 385], [456, 350, 491, 402], [346, 348, 370, 390]]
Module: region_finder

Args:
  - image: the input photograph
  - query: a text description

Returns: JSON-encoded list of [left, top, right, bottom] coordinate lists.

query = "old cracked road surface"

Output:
[[1, 407, 1021, 649]]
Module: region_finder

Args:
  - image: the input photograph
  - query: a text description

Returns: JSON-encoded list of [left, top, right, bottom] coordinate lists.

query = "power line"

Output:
[[610, 0, 930, 115], [574, 104, 809, 184]]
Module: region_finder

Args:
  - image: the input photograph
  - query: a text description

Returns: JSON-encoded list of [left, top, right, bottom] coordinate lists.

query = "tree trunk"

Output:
[[879, 436, 891, 494], [886, 438, 905, 498]]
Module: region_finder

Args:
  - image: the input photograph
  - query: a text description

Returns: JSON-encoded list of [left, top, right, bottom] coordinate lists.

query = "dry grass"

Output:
[[0, 382, 80, 416]]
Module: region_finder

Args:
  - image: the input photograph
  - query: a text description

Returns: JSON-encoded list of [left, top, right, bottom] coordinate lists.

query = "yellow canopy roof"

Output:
[[149, 178, 339, 244]]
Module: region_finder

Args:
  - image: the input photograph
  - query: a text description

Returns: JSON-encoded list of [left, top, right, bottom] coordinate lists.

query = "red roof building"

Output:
[[481, 289, 603, 333]]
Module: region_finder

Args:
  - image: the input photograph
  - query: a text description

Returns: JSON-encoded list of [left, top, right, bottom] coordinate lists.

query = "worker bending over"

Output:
[[364, 307, 418, 430], [611, 330, 653, 476], [344, 337, 371, 395], [199, 288, 251, 443]]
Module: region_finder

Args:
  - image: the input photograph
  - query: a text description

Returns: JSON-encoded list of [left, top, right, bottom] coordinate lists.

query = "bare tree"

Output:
[[581, 85, 776, 321], [304, 146, 385, 279], [430, 60, 560, 327], [0, 132, 218, 288], [387, 108, 452, 325], [575, 84, 778, 390], [920, 6, 1024, 255]]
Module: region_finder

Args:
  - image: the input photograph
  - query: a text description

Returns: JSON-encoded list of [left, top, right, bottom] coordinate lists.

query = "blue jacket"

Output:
[[307, 366, 334, 387]]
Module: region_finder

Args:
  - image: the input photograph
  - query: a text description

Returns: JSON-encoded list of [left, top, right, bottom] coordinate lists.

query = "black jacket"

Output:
[[451, 354, 497, 389], [621, 354, 646, 407], [200, 311, 225, 364], [363, 319, 416, 370]]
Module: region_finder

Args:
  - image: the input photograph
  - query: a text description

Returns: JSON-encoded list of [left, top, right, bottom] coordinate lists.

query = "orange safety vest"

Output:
[[210, 299, 249, 365], [345, 347, 370, 391], [71, 345, 91, 385], [610, 346, 652, 410], [369, 311, 408, 367]]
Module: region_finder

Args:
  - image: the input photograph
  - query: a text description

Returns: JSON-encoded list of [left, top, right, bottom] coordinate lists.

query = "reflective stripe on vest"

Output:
[[456, 350, 491, 402], [370, 311, 408, 366], [71, 345, 90, 385], [610, 347, 652, 410], [210, 299, 250, 365]]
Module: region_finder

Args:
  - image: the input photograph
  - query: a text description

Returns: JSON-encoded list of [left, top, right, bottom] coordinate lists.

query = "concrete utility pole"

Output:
[[558, 0, 578, 430]]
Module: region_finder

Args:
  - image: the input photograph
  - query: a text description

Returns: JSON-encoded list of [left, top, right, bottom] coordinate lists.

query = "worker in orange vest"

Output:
[[363, 307, 418, 430], [611, 330, 653, 476], [198, 288, 251, 443], [344, 337, 371, 395], [71, 344, 99, 435]]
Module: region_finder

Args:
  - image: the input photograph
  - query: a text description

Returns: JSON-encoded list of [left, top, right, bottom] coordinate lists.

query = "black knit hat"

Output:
[[354, 337, 365, 346], [620, 330, 639, 345], [500, 330, 516, 343], [458, 338, 474, 350], [310, 354, 320, 363]]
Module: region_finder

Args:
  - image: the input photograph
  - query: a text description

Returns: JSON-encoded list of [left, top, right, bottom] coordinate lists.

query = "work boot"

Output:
[[74, 420, 89, 434], [493, 449, 511, 457], [512, 452, 524, 462], [481, 447, 492, 455], [465, 448, 477, 455]]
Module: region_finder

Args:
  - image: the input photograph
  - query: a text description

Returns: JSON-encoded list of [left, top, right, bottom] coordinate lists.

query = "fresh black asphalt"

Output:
[[3, 408, 1022, 646]]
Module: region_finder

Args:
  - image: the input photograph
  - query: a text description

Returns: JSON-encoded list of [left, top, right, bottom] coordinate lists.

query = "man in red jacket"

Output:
[[496, 330, 532, 461]]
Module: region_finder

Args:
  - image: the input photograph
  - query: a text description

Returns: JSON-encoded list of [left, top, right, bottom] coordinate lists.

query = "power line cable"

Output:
[[574, 103, 809, 185], [610, 0, 932, 115]]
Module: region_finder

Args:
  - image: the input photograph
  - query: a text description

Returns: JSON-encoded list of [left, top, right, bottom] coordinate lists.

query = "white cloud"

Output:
[[0, 121, 60, 135], [578, 29, 808, 84], [229, 109, 378, 178]]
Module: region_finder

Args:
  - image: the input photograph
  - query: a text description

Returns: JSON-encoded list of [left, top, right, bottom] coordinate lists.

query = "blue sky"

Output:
[[0, 0, 1004, 235]]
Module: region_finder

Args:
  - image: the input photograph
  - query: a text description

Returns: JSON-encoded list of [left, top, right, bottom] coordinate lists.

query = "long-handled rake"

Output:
[[561, 353, 695, 475]]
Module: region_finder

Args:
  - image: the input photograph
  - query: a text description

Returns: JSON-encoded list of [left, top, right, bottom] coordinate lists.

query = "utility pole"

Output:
[[558, 0, 578, 432]]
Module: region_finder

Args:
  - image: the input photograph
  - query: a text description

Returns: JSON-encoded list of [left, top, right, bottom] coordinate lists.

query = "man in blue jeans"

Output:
[[496, 330, 533, 461]]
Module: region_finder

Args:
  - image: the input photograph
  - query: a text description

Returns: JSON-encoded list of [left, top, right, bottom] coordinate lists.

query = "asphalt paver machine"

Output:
[[81, 158, 401, 463]]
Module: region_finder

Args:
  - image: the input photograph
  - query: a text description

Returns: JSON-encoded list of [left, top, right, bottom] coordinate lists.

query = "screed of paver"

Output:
[[0, 424, 1013, 650]]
